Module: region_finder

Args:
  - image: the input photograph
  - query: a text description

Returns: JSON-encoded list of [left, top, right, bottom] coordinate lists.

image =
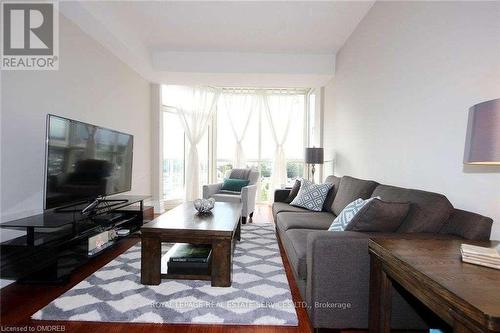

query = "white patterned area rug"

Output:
[[32, 223, 298, 326]]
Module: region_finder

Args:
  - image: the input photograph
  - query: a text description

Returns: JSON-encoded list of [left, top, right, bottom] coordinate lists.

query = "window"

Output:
[[161, 85, 309, 203], [216, 91, 307, 202], [283, 94, 306, 184], [308, 92, 316, 145], [215, 107, 235, 180], [162, 87, 210, 201], [162, 110, 185, 200]]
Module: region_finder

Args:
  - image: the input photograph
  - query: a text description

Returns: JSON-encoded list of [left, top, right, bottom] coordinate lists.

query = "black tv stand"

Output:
[[55, 197, 129, 215], [0, 195, 150, 284]]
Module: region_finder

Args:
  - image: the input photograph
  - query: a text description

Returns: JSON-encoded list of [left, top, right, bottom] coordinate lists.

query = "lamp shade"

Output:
[[305, 147, 324, 164], [464, 98, 500, 165]]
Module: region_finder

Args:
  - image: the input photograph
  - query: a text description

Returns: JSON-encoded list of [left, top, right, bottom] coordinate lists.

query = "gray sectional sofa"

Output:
[[273, 175, 493, 330]]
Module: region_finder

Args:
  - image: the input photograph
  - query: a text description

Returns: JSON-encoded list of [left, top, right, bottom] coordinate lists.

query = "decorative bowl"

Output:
[[193, 198, 215, 214]]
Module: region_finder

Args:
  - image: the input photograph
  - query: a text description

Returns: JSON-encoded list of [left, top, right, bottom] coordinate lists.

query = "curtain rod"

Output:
[[219, 87, 311, 94]]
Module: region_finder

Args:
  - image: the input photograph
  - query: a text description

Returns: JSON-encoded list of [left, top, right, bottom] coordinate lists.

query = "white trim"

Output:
[[318, 87, 325, 181], [151, 83, 163, 207], [152, 51, 334, 76]]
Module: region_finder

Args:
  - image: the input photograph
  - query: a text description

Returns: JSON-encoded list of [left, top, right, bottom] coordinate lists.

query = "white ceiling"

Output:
[[60, 1, 375, 86], [103, 1, 374, 53]]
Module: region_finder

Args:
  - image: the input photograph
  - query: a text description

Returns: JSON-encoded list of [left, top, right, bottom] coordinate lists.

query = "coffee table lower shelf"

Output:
[[160, 273, 212, 281]]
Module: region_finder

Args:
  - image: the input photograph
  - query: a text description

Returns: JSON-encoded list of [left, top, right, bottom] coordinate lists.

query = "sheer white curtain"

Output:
[[165, 86, 220, 201], [263, 92, 300, 191], [219, 91, 260, 168]]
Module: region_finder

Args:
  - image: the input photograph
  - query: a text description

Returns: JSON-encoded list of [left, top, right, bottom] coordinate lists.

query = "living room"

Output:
[[1, 1, 499, 333]]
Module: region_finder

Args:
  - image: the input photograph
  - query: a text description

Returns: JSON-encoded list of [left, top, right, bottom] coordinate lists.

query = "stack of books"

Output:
[[167, 243, 211, 275], [460, 243, 500, 270]]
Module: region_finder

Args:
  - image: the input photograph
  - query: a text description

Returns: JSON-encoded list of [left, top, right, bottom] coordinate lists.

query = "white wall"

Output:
[[0, 15, 152, 226], [323, 1, 500, 239]]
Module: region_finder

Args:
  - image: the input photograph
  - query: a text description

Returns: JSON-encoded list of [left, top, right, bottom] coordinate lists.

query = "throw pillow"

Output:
[[221, 178, 250, 192], [322, 185, 336, 212], [284, 179, 301, 203], [290, 179, 333, 212], [328, 197, 376, 231], [345, 199, 410, 232]]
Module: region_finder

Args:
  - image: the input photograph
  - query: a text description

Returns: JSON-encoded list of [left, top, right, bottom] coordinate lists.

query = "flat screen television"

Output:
[[44, 115, 134, 209]]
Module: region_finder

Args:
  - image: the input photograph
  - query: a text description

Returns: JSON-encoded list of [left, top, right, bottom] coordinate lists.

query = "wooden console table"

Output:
[[368, 239, 500, 333]]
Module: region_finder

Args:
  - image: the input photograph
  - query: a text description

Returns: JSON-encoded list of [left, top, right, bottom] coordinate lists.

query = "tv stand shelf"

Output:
[[0, 195, 150, 283]]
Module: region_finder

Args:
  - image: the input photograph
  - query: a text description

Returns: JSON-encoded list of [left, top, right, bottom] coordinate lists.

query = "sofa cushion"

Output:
[[371, 184, 454, 233], [282, 228, 320, 280], [332, 176, 379, 215], [284, 179, 301, 204], [221, 178, 249, 192], [290, 179, 333, 212], [329, 198, 376, 231], [211, 193, 241, 203], [323, 175, 341, 212], [219, 190, 241, 195], [277, 211, 335, 236], [345, 198, 410, 232], [229, 168, 251, 180], [272, 202, 310, 221]]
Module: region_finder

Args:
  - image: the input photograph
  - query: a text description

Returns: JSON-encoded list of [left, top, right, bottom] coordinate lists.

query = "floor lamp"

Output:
[[305, 147, 324, 183]]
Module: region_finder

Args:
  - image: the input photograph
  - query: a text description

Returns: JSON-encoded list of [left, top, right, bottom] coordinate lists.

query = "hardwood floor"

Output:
[[0, 204, 314, 333]]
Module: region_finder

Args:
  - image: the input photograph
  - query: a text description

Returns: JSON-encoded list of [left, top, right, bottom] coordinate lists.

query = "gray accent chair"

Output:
[[273, 175, 493, 331], [202, 168, 259, 224]]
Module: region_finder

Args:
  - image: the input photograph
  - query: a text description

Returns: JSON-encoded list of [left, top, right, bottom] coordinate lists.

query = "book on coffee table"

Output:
[[168, 260, 210, 275], [168, 243, 211, 263], [166, 243, 212, 275], [461, 243, 500, 270]]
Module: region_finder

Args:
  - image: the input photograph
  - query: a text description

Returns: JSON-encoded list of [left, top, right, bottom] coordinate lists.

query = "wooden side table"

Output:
[[368, 239, 500, 333]]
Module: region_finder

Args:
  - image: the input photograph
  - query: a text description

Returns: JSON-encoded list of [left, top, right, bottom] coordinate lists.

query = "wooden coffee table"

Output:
[[368, 239, 500, 333], [140, 202, 242, 287]]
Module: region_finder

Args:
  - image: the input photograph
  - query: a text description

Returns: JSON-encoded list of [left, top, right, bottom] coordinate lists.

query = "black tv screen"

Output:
[[45, 115, 133, 209]]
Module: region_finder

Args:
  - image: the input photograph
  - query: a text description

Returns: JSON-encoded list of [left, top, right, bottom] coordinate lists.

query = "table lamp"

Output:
[[305, 147, 324, 183]]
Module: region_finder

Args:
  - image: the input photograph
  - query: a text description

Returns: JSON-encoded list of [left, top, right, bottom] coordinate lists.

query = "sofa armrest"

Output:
[[306, 231, 371, 329], [274, 189, 291, 202], [440, 209, 493, 240], [202, 183, 223, 199], [241, 184, 257, 217], [305, 231, 440, 329]]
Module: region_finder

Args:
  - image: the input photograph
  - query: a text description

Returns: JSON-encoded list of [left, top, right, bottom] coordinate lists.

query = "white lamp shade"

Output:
[[464, 98, 500, 165]]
